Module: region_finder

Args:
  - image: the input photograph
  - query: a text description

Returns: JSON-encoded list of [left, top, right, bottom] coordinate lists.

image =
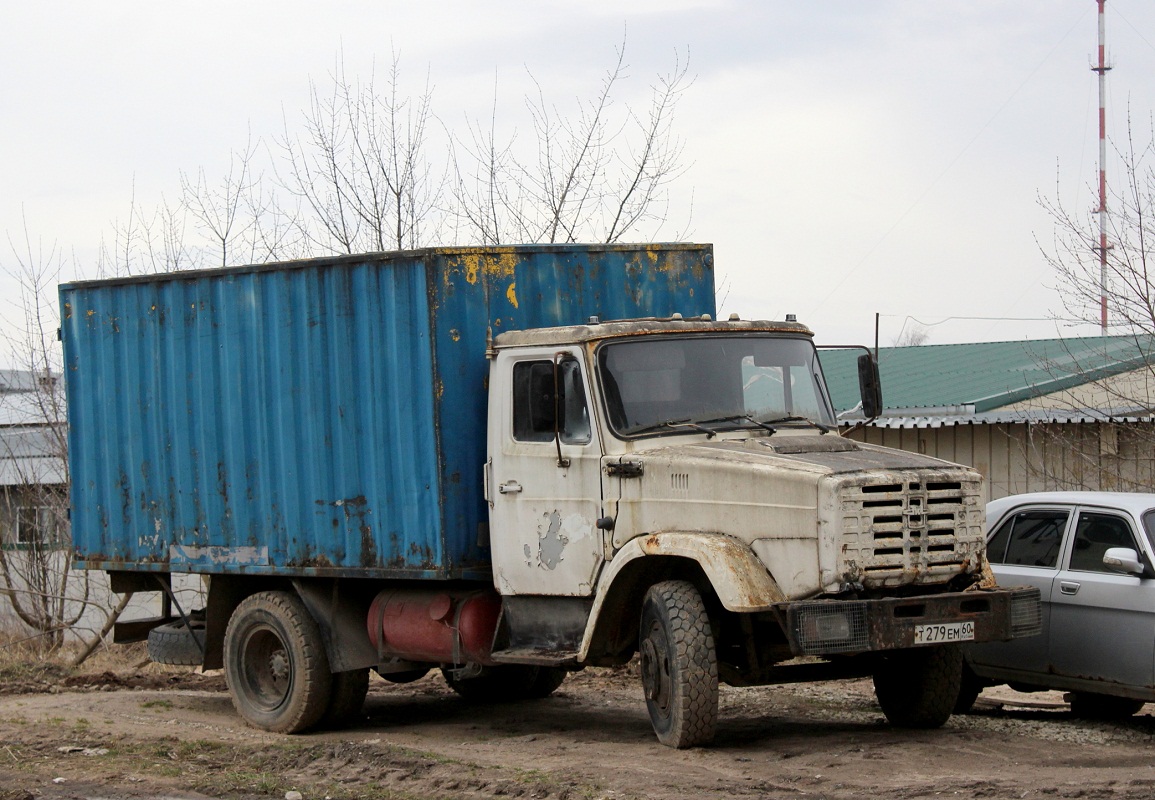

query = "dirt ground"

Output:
[[2, 663, 1155, 800]]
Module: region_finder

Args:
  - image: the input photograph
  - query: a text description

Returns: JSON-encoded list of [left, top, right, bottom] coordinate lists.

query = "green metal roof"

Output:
[[819, 335, 1155, 414]]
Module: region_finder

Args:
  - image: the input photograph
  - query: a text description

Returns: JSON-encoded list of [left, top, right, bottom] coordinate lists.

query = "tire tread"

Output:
[[874, 645, 961, 729], [223, 590, 332, 734], [641, 580, 719, 748]]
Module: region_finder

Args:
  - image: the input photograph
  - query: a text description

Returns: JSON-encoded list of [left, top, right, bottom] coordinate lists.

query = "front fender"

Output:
[[578, 531, 786, 659]]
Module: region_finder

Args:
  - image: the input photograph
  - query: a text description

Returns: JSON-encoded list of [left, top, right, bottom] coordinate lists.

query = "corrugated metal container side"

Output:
[[61, 244, 715, 580]]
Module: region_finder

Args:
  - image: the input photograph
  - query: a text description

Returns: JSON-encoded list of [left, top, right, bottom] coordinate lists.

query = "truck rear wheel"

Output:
[[638, 580, 718, 748], [223, 591, 333, 733], [319, 668, 370, 728], [873, 645, 962, 729]]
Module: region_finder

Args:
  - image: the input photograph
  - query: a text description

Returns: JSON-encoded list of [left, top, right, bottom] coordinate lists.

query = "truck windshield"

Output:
[[597, 334, 836, 438]]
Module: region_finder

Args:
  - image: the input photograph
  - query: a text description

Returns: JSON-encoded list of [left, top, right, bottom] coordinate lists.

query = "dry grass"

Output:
[[0, 624, 201, 685]]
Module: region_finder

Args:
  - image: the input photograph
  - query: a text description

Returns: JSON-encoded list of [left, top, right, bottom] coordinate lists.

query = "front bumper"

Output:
[[779, 586, 1042, 656]]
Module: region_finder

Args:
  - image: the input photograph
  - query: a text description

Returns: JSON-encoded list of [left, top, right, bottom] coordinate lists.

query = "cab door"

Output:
[[487, 348, 606, 596]]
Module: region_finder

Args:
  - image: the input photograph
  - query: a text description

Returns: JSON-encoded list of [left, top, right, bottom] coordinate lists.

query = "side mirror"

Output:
[[857, 353, 882, 419], [1103, 547, 1145, 576]]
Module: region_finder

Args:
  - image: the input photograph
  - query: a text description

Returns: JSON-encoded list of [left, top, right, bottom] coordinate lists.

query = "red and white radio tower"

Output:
[[1093, 0, 1112, 335]]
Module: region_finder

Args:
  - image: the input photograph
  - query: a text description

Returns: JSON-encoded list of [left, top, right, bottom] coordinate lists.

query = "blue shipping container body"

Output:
[[61, 244, 715, 580]]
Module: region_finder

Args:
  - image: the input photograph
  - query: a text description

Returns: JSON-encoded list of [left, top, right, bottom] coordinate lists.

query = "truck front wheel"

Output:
[[223, 591, 333, 733], [953, 662, 984, 715], [639, 580, 719, 748], [873, 644, 962, 728]]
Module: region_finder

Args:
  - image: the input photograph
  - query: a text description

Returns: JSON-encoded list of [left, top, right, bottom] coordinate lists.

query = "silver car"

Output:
[[960, 491, 1155, 718]]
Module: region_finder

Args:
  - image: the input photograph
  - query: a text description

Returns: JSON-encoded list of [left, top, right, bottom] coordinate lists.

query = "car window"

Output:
[[1143, 509, 1155, 553], [1068, 512, 1139, 573], [512, 359, 592, 445], [987, 509, 1068, 568]]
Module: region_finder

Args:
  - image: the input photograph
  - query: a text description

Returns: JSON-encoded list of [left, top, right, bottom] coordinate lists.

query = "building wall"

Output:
[[1000, 366, 1155, 412], [846, 421, 1155, 504], [0, 483, 67, 548], [0, 557, 206, 645]]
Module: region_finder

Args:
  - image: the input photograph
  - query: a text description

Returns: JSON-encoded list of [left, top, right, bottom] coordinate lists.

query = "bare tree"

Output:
[[96, 181, 191, 277], [1024, 112, 1155, 491], [1043, 111, 1155, 339], [180, 133, 261, 268], [454, 41, 692, 245], [892, 323, 930, 347], [0, 223, 91, 652], [277, 50, 445, 254], [452, 76, 523, 245]]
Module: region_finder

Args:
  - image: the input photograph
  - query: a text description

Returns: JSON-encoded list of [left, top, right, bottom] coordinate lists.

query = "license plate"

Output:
[[913, 621, 974, 645]]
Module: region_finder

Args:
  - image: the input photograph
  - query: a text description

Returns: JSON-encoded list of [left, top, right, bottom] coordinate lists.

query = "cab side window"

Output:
[[987, 510, 1068, 568], [512, 359, 591, 445], [1068, 512, 1138, 573]]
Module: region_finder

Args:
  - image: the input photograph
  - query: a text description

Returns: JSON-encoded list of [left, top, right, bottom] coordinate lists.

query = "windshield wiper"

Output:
[[626, 418, 717, 438], [759, 415, 832, 434], [691, 414, 780, 435]]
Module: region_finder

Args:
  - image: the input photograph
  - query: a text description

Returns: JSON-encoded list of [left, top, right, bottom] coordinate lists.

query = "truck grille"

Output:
[[838, 477, 984, 588]]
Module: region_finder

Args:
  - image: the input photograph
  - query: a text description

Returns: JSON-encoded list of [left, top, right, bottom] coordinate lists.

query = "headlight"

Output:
[[791, 601, 869, 654]]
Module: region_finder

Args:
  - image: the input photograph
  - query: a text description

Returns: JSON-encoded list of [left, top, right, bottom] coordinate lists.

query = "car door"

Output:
[[488, 348, 606, 597], [967, 506, 1070, 675], [1046, 508, 1155, 690]]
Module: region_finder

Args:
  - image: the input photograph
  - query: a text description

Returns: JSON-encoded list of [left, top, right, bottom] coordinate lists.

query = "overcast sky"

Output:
[[3, 1, 1154, 367]]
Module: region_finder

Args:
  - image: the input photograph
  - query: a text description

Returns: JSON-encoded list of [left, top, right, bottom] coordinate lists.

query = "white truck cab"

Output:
[[485, 315, 1040, 746]]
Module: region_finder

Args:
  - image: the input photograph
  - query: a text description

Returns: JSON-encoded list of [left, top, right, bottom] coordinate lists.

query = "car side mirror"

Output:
[[1103, 547, 1144, 576], [857, 353, 882, 419]]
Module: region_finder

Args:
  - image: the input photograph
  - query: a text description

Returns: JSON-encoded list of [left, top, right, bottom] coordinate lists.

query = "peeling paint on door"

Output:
[[538, 510, 567, 569]]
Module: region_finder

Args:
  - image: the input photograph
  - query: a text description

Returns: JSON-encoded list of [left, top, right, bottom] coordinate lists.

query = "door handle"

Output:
[[1059, 581, 1081, 595], [498, 480, 523, 494]]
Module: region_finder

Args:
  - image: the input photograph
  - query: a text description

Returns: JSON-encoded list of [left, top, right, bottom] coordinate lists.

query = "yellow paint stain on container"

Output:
[[462, 255, 480, 285], [485, 251, 519, 277], [450, 329, 461, 342], [506, 282, 519, 309], [448, 248, 519, 287]]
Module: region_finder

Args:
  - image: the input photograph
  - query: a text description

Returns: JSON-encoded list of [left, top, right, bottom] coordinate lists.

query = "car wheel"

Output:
[[1069, 692, 1145, 719]]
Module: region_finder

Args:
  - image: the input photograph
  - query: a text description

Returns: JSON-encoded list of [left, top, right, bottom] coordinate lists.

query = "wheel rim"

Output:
[[240, 624, 293, 713], [640, 619, 672, 719]]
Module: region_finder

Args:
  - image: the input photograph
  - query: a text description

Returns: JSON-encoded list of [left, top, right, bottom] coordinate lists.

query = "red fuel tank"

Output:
[[367, 589, 502, 665]]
